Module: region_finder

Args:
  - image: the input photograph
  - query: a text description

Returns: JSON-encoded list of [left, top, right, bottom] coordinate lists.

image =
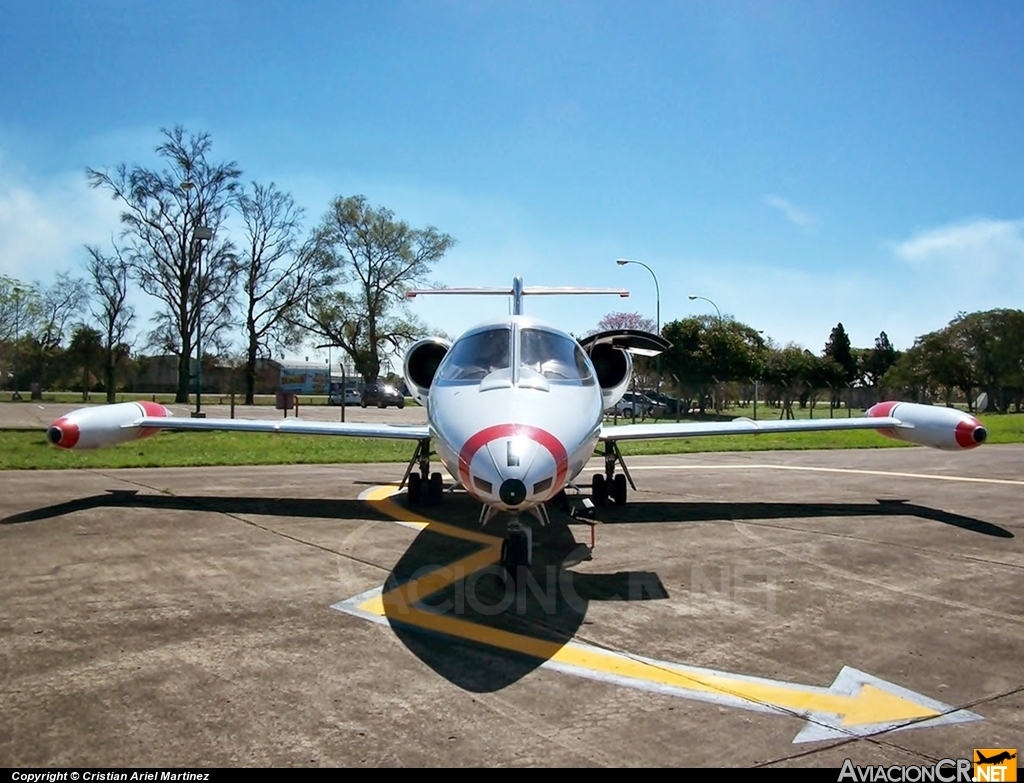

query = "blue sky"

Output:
[[2, 1, 1023, 363]]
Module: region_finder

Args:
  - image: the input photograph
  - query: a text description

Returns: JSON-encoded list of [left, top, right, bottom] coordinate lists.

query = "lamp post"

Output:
[[616, 259, 660, 335], [687, 294, 722, 323], [689, 295, 723, 413], [616, 258, 662, 397], [317, 342, 345, 421], [12, 286, 21, 401], [191, 225, 213, 418]]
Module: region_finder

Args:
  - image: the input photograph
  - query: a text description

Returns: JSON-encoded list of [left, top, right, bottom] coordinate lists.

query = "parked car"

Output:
[[328, 387, 361, 406], [644, 391, 682, 416], [606, 391, 659, 417], [361, 382, 405, 409]]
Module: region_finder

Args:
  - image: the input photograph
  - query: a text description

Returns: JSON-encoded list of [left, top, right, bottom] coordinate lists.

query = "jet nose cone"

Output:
[[46, 426, 63, 445], [974, 425, 988, 444], [499, 478, 528, 507]]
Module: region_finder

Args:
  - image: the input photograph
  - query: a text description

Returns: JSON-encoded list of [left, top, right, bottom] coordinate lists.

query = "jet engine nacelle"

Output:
[[589, 342, 633, 411], [47, 401, 173, 450], [866, 401, 987, 450], [578, 329, 671, 411], [403, 337, 451, 408]]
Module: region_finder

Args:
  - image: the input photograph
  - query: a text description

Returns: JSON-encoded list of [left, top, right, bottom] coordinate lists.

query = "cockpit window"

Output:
[[520, 328, 595, 384], [436, 327, 511, 381]]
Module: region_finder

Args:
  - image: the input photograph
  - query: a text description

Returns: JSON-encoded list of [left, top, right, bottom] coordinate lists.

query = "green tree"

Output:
[[861, 331, 900, 391], [85, 245, 135, 402], [950, 309, 1024, 411], [236, 181, 323, 404], [87, 126, 242, 402], [762, 344, 816, 419], [67, 326, 104, 400], [299, 196, 455, 382], [661, 316, 766, 413]]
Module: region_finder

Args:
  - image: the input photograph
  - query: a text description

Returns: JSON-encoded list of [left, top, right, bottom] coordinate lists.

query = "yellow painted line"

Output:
[[360, 544, 502, 616], [603, 463, 1024, 487], [362, 484, 502, 545], [360, 601, 937, 726]]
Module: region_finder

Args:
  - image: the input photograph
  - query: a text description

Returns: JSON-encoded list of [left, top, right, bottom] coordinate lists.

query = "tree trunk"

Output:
[[245, 336, 258, 405], [105, 351, 116, 404], [176, 352, 191, 404]]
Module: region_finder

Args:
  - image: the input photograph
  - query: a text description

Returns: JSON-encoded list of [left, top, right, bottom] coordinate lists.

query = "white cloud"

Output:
[[891, 218, 1024, 277], [0, 167, 122, 284], [764, 195, 814, 228]]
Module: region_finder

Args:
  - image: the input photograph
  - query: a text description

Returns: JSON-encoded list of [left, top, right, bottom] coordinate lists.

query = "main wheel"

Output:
[[592, 473, 608, 505], [378, 400, 386, 408], [398, 400, 405, 409], [408, 472, 422, 504], [611, 473, 628, 505], [428, 472, 444, 504], [360, 400, 367, 408]]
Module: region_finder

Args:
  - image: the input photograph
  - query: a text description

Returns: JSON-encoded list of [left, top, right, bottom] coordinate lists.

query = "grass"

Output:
[[0, 429, 414, 470], [0, 391, 420, 407], [2, 411, 1022, 471]]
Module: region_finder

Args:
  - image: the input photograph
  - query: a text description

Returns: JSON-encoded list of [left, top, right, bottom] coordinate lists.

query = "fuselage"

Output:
[[427, 315, 604, 512]]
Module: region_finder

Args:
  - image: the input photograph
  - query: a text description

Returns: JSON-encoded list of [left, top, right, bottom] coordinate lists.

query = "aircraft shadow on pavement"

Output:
[[0, 490, 394, 526], [380, 491, 668, 693], [593, 498, 1014, 538], [1, 487, 1010, 695]]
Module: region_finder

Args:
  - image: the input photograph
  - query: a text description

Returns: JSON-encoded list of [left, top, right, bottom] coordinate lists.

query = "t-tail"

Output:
[[406, 275, 630, 315]]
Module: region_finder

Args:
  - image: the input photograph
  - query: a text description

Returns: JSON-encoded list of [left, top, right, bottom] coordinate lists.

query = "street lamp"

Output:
[[689, 295, 724, 413], [616, 258, 662, 398], [191, 225, 213, 418], [688, 294, 722, 323], [616, 259, 660, 335], [12, 286, 21, 401]]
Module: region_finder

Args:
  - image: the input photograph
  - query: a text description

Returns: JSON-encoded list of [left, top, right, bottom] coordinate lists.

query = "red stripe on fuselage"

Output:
[[458, 424, 568, 495]]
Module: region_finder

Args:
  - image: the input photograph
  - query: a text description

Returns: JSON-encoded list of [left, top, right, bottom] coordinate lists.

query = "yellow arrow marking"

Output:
[[355, 484, 942, 727]]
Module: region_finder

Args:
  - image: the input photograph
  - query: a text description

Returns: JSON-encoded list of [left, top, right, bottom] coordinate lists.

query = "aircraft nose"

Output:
[[499, 478, 527, 507], [46, 426, 63, 445]]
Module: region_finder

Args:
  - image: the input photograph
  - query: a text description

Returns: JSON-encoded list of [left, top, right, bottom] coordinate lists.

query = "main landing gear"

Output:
[[402, 438, 445, 505], [592, 440, 635, 506]]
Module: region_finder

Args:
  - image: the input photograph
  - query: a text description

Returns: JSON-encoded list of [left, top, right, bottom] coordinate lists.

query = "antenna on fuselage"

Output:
[[406, 276, 630, 314]]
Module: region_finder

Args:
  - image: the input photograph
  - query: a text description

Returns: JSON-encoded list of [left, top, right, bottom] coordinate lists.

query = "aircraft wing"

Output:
[[135, 416, 431, 440], [599, 416, 904, 442], [45, 402, 433, 451], [597, 402, 988, 451]]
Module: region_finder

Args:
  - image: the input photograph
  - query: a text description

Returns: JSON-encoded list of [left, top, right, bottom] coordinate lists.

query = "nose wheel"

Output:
[[500, 520, 532, 581]]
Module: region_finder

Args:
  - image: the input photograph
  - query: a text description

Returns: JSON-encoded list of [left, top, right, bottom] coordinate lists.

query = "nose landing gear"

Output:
[[500, 518, 532, 581]]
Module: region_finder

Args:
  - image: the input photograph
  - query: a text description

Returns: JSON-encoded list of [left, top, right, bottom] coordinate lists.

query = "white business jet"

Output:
[[46, 277, 988, 574]]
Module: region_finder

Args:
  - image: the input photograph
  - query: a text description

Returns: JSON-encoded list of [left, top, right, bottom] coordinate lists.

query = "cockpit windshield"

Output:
[[436, 327, 512, 381], [519, 328, 595, 384]]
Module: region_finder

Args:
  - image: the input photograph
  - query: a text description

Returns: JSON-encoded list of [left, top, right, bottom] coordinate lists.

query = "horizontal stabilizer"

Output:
[[407, 276, 629, 315]]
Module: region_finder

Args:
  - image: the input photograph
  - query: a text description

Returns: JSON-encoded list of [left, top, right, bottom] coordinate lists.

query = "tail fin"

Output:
[[407, 276, 628, 315]]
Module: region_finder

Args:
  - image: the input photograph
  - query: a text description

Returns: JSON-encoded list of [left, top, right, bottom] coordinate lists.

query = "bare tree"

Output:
[[299, 195, 454, 382], [85, 244, 135, 402], [36, 272, 89, 350], [236, 181, 320, 403], [86, 126, 241, 402], [0, 275, 34, 344]]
